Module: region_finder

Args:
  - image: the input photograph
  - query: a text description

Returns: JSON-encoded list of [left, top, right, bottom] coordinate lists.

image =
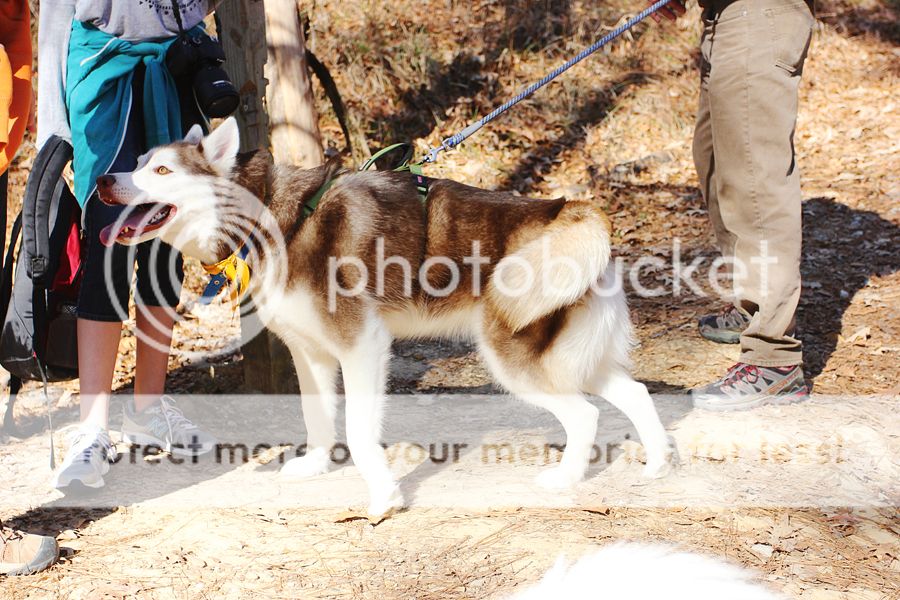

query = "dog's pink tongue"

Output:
[[98, 210, 148, 247], [99, 223, 124, 247]]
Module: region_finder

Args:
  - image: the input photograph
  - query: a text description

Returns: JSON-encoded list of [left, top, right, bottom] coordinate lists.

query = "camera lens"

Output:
[[193, 66, 240, 118]]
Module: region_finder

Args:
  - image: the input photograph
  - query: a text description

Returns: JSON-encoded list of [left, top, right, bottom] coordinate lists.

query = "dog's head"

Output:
[[97, 117, 249, 261]]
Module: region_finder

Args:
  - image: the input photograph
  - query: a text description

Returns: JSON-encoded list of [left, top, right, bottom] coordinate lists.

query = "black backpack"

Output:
[[1, 135, 81, 433]]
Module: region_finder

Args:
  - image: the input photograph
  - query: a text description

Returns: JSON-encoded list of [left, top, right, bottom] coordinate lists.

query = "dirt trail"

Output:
[[2, 1, 899, 598]]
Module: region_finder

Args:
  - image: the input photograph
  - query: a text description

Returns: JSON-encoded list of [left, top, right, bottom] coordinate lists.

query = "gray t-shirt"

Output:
[[37, 0, 216, 147], [74, 0, 212, 41]]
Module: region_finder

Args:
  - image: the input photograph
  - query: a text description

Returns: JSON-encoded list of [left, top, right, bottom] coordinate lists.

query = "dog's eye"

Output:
[[155, 166, 172, 175]]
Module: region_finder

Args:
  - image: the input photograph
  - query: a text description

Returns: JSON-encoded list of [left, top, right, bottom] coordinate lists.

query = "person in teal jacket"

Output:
[[38, 1, 220, 492]]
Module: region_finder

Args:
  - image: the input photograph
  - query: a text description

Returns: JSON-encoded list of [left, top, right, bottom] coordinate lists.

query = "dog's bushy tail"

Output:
[[486, 201, 611, 332]]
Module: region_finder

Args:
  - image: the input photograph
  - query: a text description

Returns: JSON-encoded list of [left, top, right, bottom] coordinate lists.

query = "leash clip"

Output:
[[421, 138, 454, 164]]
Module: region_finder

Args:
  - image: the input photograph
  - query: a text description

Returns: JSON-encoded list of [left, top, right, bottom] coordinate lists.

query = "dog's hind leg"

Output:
[[340, 320, 404, 519], [282, 347, 339, 478], [479, 340, 599, 489], [527, 392, 600, 489], [583, 368, 677, 478]]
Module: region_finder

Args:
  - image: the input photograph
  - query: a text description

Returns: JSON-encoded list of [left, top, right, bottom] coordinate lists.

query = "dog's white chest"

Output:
[[257, 286, 341, 355]]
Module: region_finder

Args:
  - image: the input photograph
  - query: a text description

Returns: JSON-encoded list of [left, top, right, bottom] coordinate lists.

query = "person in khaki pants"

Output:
[[655, 0, 814, 410]]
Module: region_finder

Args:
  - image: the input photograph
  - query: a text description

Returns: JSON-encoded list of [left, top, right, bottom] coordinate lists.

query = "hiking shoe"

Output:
[[698, 304, 752, 344], [122, 396, 216, 457], [1, 525, 59, 576], [51, 424, 117, 493], [692, 363, 809, 411]]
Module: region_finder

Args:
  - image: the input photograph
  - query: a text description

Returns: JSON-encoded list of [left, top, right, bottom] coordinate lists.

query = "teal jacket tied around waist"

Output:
[[65, 21, 202, 207]]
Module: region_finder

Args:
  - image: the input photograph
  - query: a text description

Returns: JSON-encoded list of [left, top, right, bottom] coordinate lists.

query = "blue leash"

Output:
[[421, 0, 673, 163]]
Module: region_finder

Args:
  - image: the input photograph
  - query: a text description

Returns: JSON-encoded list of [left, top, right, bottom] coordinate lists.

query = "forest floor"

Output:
[[1, 0, 898, 598]]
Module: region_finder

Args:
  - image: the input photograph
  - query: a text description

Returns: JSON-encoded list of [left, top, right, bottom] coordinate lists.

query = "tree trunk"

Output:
[[217, 0, 324, 394], [214, 0, 268, 152], [265, 0, 324, 168]]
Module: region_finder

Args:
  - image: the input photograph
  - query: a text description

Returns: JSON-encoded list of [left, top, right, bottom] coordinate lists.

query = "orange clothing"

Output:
[[0, 0, 33, 176]]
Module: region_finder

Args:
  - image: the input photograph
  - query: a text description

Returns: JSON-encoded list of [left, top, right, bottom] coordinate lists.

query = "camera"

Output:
[[166, 33, 240, 119]]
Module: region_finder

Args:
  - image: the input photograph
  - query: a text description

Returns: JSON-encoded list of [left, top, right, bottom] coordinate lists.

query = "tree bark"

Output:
[[265, 0, 324, 168], [217, 0, 324, 394], [215, 0, 268, 152]]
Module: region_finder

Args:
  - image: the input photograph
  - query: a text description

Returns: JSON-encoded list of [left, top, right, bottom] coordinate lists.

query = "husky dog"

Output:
[[507, 543, 786, 600], [97, 117, 676, 518]]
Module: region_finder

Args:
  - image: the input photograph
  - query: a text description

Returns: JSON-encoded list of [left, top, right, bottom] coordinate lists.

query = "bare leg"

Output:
[[133, 305, 176, 410], [77, 318, 121, 429]]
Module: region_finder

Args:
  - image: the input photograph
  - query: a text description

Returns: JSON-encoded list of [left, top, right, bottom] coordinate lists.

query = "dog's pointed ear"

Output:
[[183, 123, 204, 145], [200, 117, 241, 175]]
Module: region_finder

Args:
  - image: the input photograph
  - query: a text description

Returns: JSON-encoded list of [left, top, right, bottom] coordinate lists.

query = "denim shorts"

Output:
[[77, 70, 202, 322]]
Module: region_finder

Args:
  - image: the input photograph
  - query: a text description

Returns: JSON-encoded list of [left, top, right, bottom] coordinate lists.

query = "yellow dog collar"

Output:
[[200, 248, 251, 307]]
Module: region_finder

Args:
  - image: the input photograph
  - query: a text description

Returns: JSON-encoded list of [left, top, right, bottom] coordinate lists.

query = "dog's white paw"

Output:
[[281, 447, 332, 478], [535, 466, 583, 490], [642, 437, 679, 479], [367, 484, 405, 522], [642, 459, 674, 479]]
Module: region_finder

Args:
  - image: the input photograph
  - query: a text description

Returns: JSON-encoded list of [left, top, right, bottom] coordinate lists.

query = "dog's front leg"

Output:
[[282, 347, 339, 478], [340, 322, 404, 520]]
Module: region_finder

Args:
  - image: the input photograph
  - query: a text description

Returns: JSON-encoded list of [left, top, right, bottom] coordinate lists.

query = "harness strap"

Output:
[[33, 357, 55, 470], [199, 144, 430, 305], [359, 143, 414, 172], [360, 143, 430, 201], [303, 177, 336, 218], [409, 165, 432, 200]]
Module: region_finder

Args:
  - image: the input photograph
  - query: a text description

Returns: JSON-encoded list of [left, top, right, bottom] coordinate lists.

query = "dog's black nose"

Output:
[[97, 174, 115, 189]]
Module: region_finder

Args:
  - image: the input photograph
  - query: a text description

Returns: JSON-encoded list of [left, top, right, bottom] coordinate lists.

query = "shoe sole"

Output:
[[54, 477, 105, 495], [122, 432, 215, 457], [52, 458, 111, 494], [2, 537, 59, 576], [698, 327, 741, 344], [693, 390, 809, 412]]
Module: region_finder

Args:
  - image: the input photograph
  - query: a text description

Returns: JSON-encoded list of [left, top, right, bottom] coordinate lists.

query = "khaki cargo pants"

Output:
[[693, 0, 815, 367]]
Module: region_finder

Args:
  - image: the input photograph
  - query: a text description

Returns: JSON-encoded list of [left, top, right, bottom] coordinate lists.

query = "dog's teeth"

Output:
[[149, 209, 167, 225]]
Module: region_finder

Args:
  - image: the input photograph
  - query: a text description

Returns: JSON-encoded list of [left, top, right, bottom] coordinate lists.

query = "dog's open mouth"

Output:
[[99, 203, 177, 247]]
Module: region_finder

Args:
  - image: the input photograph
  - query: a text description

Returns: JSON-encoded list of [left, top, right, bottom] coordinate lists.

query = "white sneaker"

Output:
[[51, 424, 117, 493], [121, 396, 216, 457]]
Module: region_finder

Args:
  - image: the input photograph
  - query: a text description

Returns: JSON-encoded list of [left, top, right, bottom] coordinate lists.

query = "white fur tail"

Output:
[[486, 202, 611, 332], [506, 543, 785, 600]]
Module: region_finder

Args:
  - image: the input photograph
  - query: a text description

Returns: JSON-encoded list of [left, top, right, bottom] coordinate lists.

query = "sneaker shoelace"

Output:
[[0, 526, 24, 544], [66, 429, 113, 463], [718, 303, 736, 317], [717, 304, 749, 328], [157, 397, 199, 440], [720, 363, 761, 394]]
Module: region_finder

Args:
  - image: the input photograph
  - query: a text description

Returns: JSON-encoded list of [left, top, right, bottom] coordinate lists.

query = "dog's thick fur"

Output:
[[98, 118, 675, 517], [506, 543, 786, 600]]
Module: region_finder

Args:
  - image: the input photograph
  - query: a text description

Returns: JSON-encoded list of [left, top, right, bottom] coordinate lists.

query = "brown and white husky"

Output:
[[96, 117, 677, 518]]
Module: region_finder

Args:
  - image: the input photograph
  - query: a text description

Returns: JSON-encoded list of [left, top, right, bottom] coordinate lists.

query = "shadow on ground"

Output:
[[596, 181, 900, 385], [817, 0, 900, 46], [797, 197, 900, 380]]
